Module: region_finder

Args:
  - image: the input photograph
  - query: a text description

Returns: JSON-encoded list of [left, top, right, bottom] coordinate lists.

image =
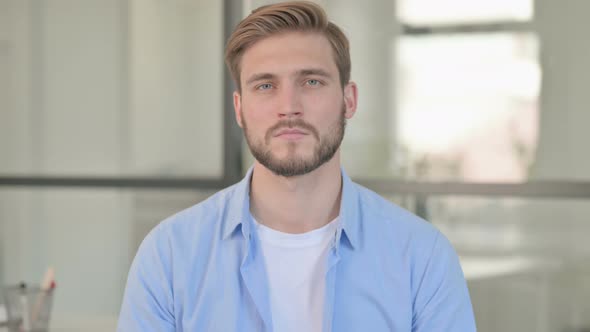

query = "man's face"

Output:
[[233, 32, 357, 177]]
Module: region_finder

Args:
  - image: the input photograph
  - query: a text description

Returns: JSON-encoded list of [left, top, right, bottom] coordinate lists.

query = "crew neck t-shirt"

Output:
[[254, 216, 339, 332]]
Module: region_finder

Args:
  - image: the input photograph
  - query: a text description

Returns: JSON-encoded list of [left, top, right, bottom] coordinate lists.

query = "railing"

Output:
[[2, 176, 589, 220]]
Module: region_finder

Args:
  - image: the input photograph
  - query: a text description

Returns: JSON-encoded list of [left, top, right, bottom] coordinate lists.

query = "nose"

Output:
[[277, 85, 303, 118]]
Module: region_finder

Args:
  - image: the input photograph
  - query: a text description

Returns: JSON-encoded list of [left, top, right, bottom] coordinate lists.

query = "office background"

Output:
[[1, 0, 589, 330]]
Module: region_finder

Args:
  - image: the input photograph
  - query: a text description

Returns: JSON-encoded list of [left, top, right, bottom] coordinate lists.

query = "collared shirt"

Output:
[[117, 167, 476, 332]]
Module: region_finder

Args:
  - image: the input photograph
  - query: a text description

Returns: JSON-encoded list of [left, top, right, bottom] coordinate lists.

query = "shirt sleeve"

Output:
[[412, 231, 477, 332], [117, 225, 176, 332]]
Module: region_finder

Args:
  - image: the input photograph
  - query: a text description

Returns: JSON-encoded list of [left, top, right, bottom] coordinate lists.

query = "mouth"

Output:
[[274, 128, 309, 140]]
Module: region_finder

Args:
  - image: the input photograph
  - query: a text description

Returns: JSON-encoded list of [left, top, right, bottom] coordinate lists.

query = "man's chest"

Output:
[[173, 250, 413, 332]]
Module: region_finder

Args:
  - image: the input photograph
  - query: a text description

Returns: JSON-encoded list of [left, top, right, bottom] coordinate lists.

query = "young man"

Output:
[[117, 2, 476, 331]]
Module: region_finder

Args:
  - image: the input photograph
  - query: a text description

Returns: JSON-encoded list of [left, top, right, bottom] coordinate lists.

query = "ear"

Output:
[[233, 91, 243, 128], [343, 82, 358, 119]]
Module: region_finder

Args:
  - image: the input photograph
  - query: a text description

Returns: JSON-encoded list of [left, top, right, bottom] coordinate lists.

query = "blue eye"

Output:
[[307, 79, 320, 86], [257, 83, 273, 90]]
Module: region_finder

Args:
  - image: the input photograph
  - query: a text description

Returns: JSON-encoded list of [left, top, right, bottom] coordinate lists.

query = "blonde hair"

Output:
[[225, 1, 350, 91]]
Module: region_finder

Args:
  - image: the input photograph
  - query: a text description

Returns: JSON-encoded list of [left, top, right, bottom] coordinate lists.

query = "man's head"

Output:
[[225, 1, 351, 92], [225, 1, 357, 177]]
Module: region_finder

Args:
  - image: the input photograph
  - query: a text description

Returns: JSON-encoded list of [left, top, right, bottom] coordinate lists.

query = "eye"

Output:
[[257, 83, 273, 90], [306, 79, 321, 86]]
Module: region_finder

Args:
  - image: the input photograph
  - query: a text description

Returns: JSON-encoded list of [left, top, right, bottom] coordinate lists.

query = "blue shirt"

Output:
[[117, 167, 476, 331]]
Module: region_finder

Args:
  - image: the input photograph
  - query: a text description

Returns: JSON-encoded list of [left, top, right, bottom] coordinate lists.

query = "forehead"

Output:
[[240, 32, 338, 81]]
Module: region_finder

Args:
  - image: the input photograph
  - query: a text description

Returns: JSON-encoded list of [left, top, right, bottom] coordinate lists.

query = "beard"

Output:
[[242, 104, 347, 177]]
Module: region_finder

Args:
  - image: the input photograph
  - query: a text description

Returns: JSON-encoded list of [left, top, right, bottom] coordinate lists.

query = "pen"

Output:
[[30, 267, 56, 327]]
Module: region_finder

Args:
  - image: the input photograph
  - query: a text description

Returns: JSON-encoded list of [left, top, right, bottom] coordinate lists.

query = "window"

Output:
[[398, 0, 533, 25], [395, 0, 539, 182]]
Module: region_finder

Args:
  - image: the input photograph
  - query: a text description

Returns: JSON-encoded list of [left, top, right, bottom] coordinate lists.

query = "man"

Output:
[[117, 2, 476, 331]]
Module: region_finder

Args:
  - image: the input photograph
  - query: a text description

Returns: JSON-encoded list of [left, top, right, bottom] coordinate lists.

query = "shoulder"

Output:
[[352, 183, 468, 309], [353, 182, 441, 246], [351, 182, 462, 279], [143, 182, 242, 249]]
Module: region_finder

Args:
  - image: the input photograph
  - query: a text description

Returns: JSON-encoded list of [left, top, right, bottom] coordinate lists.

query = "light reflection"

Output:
[[397, 33, 540, 182], [397, 0, 533, 25]]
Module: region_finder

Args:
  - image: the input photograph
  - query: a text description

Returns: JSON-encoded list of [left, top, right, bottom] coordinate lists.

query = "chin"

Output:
[[274, 152, 314, 163]]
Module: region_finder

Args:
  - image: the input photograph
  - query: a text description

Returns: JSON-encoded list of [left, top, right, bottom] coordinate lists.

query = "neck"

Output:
[[249, 154, 343, 234]]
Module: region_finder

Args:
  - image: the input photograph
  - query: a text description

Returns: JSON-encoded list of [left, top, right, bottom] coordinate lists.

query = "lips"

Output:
[[265, 120, 319, 142], [274, 128, 308, 137]]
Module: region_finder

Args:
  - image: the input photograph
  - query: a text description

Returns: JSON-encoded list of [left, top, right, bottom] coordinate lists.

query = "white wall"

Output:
[[40, 0, 127, 176], [129, 0, 223, 177], [532, 0, 590, 181], [0, 0, 34, 175]]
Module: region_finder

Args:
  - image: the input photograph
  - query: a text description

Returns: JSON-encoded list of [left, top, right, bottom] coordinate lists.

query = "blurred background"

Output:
[[0, 0, 589, 331]]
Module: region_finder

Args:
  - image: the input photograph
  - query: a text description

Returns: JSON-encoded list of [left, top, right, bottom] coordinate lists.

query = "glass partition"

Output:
[[430, 196, 590, 332], [2, 187, 589, 331], [0, 187, 215, 331], [2, 1, 590, 332]]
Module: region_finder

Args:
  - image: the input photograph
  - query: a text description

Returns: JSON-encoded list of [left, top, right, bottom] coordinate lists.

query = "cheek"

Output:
[[241, 102, 274, 132], [242, 95, 272, 118], [303, 88, 343, 110], [306, 100, 343, 123]]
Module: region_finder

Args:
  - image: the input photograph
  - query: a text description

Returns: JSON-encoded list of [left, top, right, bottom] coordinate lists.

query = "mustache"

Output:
[[265, 119, 320, 142]]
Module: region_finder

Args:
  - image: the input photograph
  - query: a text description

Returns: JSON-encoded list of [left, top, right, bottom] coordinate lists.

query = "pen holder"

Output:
[[2, 284, 54, 332]]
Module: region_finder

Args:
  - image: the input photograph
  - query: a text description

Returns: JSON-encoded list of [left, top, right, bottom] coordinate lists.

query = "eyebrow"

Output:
[[297, 68, 332, 79], [245, 73, 276, 86], [244, 68, 334, 86]]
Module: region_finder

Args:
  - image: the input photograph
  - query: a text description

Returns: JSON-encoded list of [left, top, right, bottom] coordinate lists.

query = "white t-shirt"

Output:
[[254, 216, 339, 332]]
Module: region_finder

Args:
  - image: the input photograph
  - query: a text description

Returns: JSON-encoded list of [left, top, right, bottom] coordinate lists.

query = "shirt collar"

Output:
[[338, 167, 361, 250], [222, 165, 361, 250], [223, 166, 256, 241]]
